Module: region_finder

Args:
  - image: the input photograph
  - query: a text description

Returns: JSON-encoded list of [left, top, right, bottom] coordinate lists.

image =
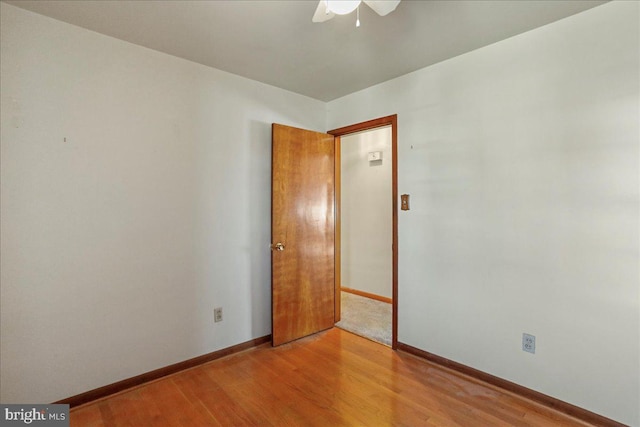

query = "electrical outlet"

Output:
[[523, 333, 535, 354], [214, 307, 223, 323]]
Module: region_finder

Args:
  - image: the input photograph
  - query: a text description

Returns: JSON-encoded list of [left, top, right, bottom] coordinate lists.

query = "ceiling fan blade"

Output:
[[363, 0, 401, 16], [312, 0, 335, 23]]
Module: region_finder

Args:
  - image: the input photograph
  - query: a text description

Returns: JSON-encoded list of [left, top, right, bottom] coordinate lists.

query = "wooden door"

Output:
[[271, 124, 335, 346]]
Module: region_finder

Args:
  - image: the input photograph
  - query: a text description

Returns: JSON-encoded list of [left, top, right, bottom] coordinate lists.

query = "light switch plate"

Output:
[[401, 194, 410, 210]]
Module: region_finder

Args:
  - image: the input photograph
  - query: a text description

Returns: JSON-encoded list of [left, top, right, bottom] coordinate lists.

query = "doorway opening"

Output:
[[328, 115, 398, 349]]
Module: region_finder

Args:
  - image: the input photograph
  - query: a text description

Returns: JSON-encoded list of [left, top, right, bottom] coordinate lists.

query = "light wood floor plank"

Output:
[[70, 328, 592, 426]]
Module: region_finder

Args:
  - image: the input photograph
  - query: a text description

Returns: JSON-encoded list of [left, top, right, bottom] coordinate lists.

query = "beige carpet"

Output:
[[335, 291, 392, 346]]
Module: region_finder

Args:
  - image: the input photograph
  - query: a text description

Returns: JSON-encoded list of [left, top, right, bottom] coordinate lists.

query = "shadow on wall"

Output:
[[249, 120, 273, 338]]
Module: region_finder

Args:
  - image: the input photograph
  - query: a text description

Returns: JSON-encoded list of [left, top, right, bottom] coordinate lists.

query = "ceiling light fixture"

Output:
[[325, 0, 361, 15], [313, 0, 401, 26]]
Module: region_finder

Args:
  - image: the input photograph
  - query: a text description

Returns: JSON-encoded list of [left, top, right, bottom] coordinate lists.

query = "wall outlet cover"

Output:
[[523, 333, 535, 354]]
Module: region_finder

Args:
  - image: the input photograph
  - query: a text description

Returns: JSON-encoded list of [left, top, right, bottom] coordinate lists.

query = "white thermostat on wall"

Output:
[[368, 151, 382, 162]]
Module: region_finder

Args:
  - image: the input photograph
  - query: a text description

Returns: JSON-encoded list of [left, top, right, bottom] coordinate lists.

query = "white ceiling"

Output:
[[5, 0, 607, 102]]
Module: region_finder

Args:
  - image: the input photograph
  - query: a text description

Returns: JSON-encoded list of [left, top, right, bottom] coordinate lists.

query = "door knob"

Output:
[[270, 242, 285, 251]]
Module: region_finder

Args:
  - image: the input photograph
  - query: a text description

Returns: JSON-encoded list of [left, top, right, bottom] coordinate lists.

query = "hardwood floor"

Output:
[[70, 328, 592, 426]]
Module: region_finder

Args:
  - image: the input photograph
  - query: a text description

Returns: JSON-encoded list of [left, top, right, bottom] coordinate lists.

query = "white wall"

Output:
[[341, 127, 392, 299], [328, 2, 639, 425], [0, 3, 325, 404]]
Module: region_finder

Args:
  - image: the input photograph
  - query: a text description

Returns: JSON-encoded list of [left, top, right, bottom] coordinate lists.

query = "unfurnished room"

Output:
[[0, 1, 638, 426]]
